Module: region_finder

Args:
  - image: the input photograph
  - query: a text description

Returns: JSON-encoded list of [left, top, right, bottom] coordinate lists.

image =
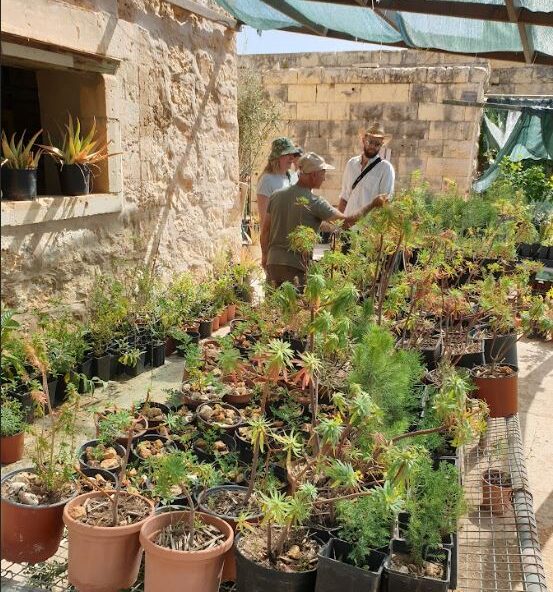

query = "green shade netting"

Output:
[[217, 0, 553, 58], [474, 109, 553, 192]]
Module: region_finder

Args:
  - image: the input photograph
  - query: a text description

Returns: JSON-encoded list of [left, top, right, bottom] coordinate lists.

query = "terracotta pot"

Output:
[[63, 491, 154, 592], [212, 316, 220, 332], [482, 469, 512, 515], [219, 309, 228, 326], [198, 486, 262, 582], [1, 468, 74, 563], [226, 304, 237, 321], [140, 510, 233, 592], [472, 365, 518, 418], [0, 431, 25, 465]]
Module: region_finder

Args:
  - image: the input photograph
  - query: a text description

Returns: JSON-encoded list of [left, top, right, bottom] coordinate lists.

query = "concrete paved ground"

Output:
[[517, 338, 553, 587]]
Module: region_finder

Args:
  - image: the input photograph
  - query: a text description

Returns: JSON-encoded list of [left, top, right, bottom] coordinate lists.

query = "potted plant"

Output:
[[481, 468, 512, 516], [0, 396, 27, 464], [63, 410, 154, 591], [1, 345, 80, 563], [234, 484, 324, 592], [139, 451, 234, 592], [41, 115, 117, 195], [1, 130, 42, 200]]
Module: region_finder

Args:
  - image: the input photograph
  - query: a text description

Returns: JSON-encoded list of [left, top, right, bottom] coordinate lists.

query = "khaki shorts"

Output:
[[266, 264, 306, 289]]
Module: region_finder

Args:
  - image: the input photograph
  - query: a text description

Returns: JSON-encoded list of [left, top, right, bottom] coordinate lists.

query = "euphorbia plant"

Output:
[[147, 450, 219, 549]]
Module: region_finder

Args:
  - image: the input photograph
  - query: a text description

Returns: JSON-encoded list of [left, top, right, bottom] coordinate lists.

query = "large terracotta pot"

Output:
[[1, 468, 73, 563], [219, 308, 228, 326], [0, 432, 24, 465], [212, 316, 220, 332], [140, 510, 233, 592], [63, 491, 154, 592], [472, 365, 518, 418]]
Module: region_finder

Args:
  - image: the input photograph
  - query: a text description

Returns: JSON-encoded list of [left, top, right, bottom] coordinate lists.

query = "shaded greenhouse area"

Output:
[[2, 1, 553, 591]]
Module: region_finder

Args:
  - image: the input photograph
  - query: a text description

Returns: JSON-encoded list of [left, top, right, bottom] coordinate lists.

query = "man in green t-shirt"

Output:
[[260, 152, 387, 287]]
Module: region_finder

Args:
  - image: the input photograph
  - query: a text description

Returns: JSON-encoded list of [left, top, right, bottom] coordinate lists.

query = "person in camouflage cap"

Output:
[[256, 137, 302, 225]]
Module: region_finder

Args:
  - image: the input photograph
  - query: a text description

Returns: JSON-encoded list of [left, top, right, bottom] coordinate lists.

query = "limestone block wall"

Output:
[[1, 0, 240, 312], [241, 52, 488, 204]]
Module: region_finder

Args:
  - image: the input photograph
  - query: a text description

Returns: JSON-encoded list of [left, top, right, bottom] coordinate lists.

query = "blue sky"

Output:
[[237, 25, 385, 54]]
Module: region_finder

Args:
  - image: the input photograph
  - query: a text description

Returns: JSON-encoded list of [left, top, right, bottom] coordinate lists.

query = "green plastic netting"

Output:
[[216, 0, 553, 58]]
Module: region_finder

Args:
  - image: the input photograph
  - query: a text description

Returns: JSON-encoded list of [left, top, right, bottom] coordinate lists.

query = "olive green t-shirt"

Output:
[[267, 183, 337, 270]]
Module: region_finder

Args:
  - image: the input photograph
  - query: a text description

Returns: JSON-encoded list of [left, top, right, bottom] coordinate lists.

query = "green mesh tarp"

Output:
[[217, 0, 553, 59], [474, 108, 553, 192]]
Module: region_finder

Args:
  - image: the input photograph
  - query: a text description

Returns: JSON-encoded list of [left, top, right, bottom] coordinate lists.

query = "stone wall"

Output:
[[240, 50, 552, 204], [1, 0, 240, 312]]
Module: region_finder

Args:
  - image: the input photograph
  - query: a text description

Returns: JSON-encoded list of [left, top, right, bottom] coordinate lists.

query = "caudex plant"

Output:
[[78, 410, 145, 526], [147, 451, 220, 550], [238, 483, 320, 571]]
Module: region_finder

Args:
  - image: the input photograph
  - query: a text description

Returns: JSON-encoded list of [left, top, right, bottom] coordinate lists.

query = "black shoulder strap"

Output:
[[351, 157, 382, 192]]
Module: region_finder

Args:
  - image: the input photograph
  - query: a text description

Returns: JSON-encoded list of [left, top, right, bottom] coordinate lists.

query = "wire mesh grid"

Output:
[[1, 415, 548, 592], [457, 414, 548, 592]]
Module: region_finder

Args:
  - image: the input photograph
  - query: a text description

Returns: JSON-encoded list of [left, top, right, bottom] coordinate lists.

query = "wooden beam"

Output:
[[169, 0, 237, 28], [504, 0, 535, 64], [260, 0, 328, 36], [301, 0, 553, 27], [373, 8, 400, 33]]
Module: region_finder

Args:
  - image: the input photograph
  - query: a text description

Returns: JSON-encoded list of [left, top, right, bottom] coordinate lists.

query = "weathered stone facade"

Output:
[[240, 50, 552, 204], [1, 0, 240, 311]]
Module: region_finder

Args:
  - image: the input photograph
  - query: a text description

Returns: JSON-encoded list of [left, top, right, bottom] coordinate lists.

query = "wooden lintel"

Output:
[[169, 0, 237, 28]]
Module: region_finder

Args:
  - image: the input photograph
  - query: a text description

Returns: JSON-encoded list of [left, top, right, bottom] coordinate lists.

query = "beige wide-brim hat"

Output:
[[360, 121, 392, 146]]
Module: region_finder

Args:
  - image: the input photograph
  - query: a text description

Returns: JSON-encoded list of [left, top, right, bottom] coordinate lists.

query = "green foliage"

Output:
[[498, 157, 553, 203], [405, 459, 466, 566], [349, 325, 423, 434], [336, 487, 397, 565], [1, 129, 43, 169], [288, 225, 319, 258], [1, 396, 26, 437], [238, 69, 281, 182]]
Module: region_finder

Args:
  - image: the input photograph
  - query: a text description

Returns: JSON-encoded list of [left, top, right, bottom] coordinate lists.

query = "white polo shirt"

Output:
[[340, 155, 395, 216]]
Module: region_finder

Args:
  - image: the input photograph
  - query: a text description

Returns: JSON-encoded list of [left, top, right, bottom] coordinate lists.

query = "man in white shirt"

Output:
[[338, 121, 395, 220]]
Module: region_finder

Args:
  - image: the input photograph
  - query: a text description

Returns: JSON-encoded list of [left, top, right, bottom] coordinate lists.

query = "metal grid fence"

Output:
[[1, 415, 548, 592]]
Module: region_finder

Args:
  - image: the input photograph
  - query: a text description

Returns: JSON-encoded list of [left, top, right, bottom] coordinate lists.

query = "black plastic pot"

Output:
[[454, 349, 485, 370], [442, 532, 458, 590], [123, 351, 146, 377], [54, 378, 68, 405], [235, 531, 321, 592], [235, 429, 253, 463], [138, 402, 170, 434], [193, 432, 237, 462], [131, 434, 179, 463], [199, 320, 213, 339], [1, 168, 37, 200], [187, 330, 201, 345], [46, 377, 58, 412], [13, 390, 34, 424], [59, 163, 90, 195], [77, 467, 118, 492], [484, 333, 518, 368], [198, 485, 263, 522], [384, 539, 451, 592], [79, 356, 94, 379], [420, 337, 443, 371], [151, 342, 166, 367], [78, 439, 126, 473], [94, 354, 111, 382], [316, 538, 386, 592]]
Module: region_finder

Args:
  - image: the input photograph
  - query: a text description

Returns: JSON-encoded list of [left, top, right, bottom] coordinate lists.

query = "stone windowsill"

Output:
[[1, 193, 122, 227]]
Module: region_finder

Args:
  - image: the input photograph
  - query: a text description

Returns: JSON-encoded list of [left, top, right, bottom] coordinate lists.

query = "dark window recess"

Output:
[[1, 65, 47, 194]]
